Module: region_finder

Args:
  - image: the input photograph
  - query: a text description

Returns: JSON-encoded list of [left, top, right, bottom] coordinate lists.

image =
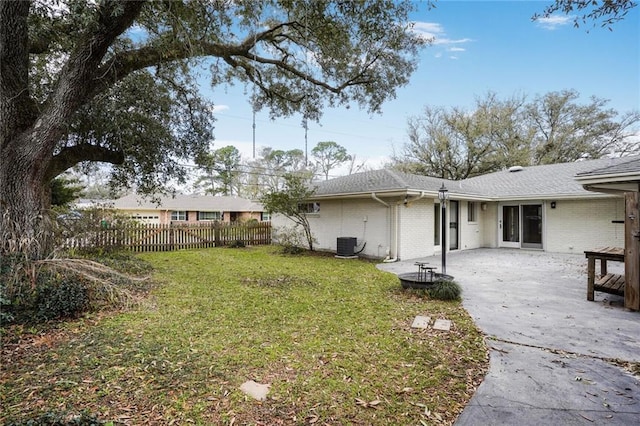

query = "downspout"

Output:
[[371, 192, 389, 207], [403, 191, 427, 205], [371, 193, 399, 263]]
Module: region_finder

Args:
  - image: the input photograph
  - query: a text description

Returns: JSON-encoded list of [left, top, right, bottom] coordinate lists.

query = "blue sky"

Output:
[[202, 1, 639, 173]]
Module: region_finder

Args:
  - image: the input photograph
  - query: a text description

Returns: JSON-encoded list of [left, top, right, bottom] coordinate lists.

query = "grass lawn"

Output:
[[1, 246, 488, 425]]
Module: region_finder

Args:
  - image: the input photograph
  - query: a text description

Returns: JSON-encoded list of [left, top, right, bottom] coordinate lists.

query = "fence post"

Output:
[[214, 222, 220, 247]]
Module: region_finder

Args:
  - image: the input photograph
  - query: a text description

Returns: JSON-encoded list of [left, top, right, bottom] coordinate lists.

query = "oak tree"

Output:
[[0, 0, 425, 257]]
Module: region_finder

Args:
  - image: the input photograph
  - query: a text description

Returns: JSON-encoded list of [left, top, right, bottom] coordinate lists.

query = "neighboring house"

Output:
[[111, 194, 268, 225], [272, 156, 639, 260]]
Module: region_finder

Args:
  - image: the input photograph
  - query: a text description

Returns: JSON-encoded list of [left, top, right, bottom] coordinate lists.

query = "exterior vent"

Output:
[[508, 166, 524, 173], [336, 237, 357, 256]]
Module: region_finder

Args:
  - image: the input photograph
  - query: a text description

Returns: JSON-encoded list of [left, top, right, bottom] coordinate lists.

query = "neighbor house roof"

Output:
[[112, 194, 264, 212], [310, 156, 639, 201]]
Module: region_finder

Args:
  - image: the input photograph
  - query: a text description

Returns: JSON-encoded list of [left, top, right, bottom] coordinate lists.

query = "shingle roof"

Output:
[[311, 156, 640, 200], [575, 156, 640, 178], [459, 157, 636, 198], [311, 169, 460, 196], [112, 194, 264, 211]]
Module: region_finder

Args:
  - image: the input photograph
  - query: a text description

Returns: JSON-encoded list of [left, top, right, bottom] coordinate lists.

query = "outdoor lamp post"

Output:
[[438, 183, 448, 275]]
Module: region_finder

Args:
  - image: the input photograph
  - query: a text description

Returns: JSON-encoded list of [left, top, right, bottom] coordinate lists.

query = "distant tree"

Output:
[[527, 90, 640, 164], [393, 90, 640, 178], [261, 173, 316, 250], [50, 175, 84, 208], [194, 146, 242, 195], [393, 94, 533, 179], [245, 147, 312, 196], [311, 141, 352, 180], [347, 154, 367, 175], [534, 0, 637, 29]]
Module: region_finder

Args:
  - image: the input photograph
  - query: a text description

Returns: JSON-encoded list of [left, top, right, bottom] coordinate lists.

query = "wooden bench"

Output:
[[594, 273, 625, 296], [585, 247, 625, 300]]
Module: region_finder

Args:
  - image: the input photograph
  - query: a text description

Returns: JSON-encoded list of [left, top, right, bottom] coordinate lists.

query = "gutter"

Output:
[[403, 191, 426, 205]]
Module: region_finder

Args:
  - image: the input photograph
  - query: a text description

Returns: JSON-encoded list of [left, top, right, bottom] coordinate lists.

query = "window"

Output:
[[197, 211, 221, 221], [171, 210, 187, 221], [298, 202, 320, 214], [467, 202, 477, 222], [261, 212, 271, 221]]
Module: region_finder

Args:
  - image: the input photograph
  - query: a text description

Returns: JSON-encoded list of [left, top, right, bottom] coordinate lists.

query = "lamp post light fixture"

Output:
[[438, 183, 449, 275]]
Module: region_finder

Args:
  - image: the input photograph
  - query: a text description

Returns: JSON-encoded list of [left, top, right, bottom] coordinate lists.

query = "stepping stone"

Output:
[[240, 380, 271, 401], [411, 315, 431, 329], [433, 319, 452, 331]]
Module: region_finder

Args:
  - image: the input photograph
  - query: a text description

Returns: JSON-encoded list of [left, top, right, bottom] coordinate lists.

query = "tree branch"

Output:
[[46, 144, 125, 181], [91, 20, 363, 100]]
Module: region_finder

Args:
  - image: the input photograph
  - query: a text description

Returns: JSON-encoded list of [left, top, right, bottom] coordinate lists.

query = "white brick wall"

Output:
[[398, 199, 434, 260], [272, 195, 625, 259], [544, 197, 624, 253], [272, 198, 392, 258]]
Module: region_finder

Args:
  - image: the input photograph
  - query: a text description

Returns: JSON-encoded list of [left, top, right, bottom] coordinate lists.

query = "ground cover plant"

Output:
[[1, 247, 488, 425]]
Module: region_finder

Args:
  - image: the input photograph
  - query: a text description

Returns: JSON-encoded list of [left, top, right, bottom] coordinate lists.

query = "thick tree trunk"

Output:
[[0, 132, 55, 259], [1, 1, 144, 258]]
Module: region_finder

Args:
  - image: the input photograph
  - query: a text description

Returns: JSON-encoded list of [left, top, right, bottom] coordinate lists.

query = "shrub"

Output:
[[1, 252, 152, 324], [427, 280, 462, 301], [34, 272, 90, 321], [228, 239, 246, 248], [0, 282, 14, 324], [274, 225, 314, 255], [5, 410, 105, 425]]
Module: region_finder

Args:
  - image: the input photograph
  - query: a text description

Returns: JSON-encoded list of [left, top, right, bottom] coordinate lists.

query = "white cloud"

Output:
[[412, 20, 472, 56], [411, 21, 445, 41], [433, 37, 473, 46], [210, 105, 230, 114], [536, 14, 573, 30], [449, 56, 459, 60]]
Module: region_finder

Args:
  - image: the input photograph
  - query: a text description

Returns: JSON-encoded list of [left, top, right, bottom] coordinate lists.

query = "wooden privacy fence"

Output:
[[63, 222, 272, 252]]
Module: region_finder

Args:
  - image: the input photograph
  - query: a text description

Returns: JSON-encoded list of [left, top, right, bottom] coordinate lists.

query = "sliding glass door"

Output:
[[500, 204, 543, 249]]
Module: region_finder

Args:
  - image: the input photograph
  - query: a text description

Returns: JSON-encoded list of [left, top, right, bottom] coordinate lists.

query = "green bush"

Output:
[[0, 282, 14, 324], [34, 273, 90, 321], [427, 280, 462, 301], [6, 410, 105, 426], [274, 225, 311, 255], [1, 250, 153, 324], [228, 239, 246, 248]]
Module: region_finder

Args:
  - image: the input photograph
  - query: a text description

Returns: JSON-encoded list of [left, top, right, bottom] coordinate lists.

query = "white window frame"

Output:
[[467, 202, 478, 223], [298, 202, 320, 214], [171, 210, 187, 221], [197, 211, 221, 221]]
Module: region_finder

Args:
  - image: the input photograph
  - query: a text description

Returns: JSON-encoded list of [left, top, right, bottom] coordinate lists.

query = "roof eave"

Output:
[[487, 192, 618, 202]]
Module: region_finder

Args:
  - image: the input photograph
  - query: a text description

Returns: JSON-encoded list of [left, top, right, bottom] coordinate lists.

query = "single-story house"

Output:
[[110, 194, 268, 225], [272, 156, 639, 261]]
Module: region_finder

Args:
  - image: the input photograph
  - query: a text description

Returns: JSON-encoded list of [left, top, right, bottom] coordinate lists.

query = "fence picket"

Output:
[[62, 222, 271, 253]]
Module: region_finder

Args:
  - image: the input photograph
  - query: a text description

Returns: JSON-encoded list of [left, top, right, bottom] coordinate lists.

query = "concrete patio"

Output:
[[378, 248, 640, 425]]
